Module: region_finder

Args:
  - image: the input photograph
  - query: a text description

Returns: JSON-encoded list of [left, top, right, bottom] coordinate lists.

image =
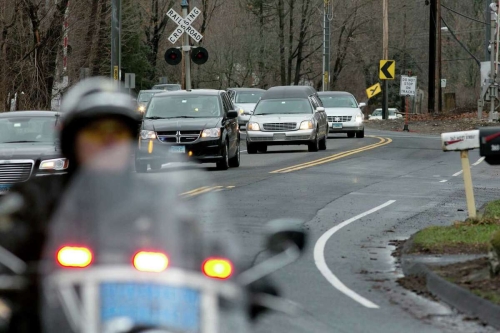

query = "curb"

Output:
[[402, 258, 500, 330]]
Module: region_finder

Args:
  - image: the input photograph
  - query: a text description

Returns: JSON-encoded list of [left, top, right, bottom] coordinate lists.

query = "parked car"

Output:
[[0, 111, 67, 195], [136, 89, 162, 114], [227, 88, 265, 129], [318, 91, 365, 138], [135, 90, 240, 172], [246, 86, 328, 153], [369, 108, 402, 120], [151, 83, 182, 91]]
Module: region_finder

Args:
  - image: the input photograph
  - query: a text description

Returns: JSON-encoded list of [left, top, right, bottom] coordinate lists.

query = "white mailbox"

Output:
[[441, 130, 480, 151]]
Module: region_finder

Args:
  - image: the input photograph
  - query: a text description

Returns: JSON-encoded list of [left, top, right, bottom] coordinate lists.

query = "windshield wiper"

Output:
[[167, 116, 197, 119], [2, 140, 37, 143], [144, 116, 167, 120]]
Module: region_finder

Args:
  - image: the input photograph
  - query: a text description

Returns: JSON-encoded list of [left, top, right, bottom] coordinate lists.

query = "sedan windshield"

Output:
[[138, 92, 156, 102], [253, 99, 313, 115], [146, 95, 222, 118], [0, 117, 56, 143], [235, 92, 263, 104], [320, 95, 358, 108]]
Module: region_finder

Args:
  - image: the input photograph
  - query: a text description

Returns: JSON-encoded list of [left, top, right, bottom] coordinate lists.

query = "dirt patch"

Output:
[[396, 275, 438, 301], [365, 111, 499, 135], [389, 239, 406, 259], [432, 258, 500, 305], [409, 243, 489, 255]]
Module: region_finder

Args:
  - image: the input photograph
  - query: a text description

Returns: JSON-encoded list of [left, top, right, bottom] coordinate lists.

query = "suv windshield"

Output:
[[253, 99, 313, 115], [0, 117, 56, 143], [235, 92, 263, 104], [146, 95, 222, 118], [320, 95, 358, 108], [138, 92, 156, 103]]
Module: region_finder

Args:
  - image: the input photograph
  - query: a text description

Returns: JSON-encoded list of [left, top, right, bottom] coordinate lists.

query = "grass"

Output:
[[471, 290, 500, 305], [484, 200, 500, 219]]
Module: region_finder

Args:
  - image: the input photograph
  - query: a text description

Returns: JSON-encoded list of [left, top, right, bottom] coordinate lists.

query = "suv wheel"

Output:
[[135, 160, 147, 173], [247, 141, 257, 154], [229, 142, 240, 167], [319, 135, 327, 150], [308, 132, 319, 152], [356, 130, 365, 138], [347, 132, 355, 138], [217, 141, 230, 170]]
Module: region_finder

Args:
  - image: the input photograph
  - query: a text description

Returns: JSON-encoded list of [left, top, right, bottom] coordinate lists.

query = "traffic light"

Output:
[[191, 47, 209, 65], [165, 48, 182, 66]]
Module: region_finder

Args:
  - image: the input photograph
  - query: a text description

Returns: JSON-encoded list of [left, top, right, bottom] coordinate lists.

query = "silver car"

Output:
[[246, 86, 328, 153], [318, 91, 366, 138], [227, 88, 265, 129]]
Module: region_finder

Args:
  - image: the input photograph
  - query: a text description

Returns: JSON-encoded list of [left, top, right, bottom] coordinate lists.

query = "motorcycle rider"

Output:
[[0, 77, 141, 332]]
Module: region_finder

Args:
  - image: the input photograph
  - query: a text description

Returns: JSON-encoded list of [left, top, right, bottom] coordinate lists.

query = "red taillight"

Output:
[[57, 246, 93, 268], [202, 258, 233, 279], [133, 251, 169, 272]]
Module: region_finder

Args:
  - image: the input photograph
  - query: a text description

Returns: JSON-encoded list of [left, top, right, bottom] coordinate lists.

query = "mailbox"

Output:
[[480, 127, 500, 165], [441, 130, 480, 152]]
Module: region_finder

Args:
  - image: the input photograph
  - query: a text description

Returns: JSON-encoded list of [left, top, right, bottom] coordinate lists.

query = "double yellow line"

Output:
[[270, 136, 392, 174], [181, 185, 236, 198]]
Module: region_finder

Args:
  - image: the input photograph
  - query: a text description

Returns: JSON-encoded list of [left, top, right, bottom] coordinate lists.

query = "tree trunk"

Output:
[[83, 0, 100, 69], [293, 0, 311, 85], [277, 0, 286, 85], [93, 0, 109, 76], [287, 0, 294, 85]]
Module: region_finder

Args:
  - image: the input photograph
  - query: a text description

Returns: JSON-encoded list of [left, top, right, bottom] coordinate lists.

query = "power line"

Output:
[[441, 16, 481, 67], [441, 3, 490, 26]]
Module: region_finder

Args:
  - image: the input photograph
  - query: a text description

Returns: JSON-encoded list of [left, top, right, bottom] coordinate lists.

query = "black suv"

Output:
[[135, 90, 240, 172]]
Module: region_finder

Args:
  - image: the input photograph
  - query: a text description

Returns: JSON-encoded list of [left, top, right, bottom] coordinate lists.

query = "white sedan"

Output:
[[318, 91, 365, 138], [369, 108, 403, 120]]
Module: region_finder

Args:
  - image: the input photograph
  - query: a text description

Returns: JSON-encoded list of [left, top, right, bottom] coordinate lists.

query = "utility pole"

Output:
[[323, 0, 332, 92], [181, 0, 191, 90], [486, 0, 492, 61], [428, 0, 437, 113], [437, 0, 442, 112], [382, 0, 389, 120], [111, 0, 122, 83], [489, 2, 497, 121]]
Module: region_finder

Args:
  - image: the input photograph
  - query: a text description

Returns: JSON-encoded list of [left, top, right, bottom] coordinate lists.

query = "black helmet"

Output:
[[59, 77, 141, 167]]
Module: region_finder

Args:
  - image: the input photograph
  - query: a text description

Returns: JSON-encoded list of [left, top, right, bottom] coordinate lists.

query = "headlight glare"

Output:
[[40, 158, 69, 171], [138, 105, 146, 113], [355, 115, 363, 123], [201, 128, 221, 138], [239, 109, 245, 115], [247, 122, 260, 131], [299, 120, 313, 130], [140, 130, 156, 140]]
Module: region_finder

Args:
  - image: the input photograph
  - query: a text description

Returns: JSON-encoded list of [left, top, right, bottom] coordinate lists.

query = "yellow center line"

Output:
[[270, 136, 392, 174], [181, 186, 224, 198]]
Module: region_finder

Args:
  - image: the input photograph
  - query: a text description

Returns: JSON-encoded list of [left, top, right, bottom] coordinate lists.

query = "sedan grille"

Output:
[[0, 161, 34, 184], [262, 123, 297, 131], [328, 116, 352, 123], [156, 130, 200, 144]]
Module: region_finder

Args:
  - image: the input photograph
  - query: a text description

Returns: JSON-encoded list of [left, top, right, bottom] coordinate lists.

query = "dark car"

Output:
[[135, 90, 240, 172], [0, 111, 67, 195]]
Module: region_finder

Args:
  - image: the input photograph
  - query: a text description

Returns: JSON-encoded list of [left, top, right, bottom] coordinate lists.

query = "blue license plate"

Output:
[[0, 184, 12, 195], [100, 282, 200, 332], [332, 123, 343, 128], [170, 146, 186, 154]]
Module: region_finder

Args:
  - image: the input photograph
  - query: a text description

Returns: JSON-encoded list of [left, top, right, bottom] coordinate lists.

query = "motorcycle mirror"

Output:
[[265, 219, 306, 254]]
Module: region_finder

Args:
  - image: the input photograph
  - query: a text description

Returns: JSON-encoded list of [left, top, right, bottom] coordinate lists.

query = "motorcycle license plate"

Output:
[[0, 184, 12, 195], [100, 282, 200, 332]]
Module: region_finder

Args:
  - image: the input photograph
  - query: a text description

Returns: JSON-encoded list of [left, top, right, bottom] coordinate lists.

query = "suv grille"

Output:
[[157, 130, 201, 144], [262, 123, 297, 131], [328, 116, 352, 123], [0, 161, 34, 184]]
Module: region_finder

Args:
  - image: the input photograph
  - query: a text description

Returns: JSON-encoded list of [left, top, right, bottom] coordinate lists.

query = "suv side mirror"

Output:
[[227, 110, 238, 119], [358, 102, 366, 108], [316, 107, 325, 113]]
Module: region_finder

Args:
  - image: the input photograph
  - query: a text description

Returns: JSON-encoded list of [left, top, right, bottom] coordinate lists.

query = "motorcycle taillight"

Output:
[[57, 246, 93, 268], [202, 258, 233, 280]]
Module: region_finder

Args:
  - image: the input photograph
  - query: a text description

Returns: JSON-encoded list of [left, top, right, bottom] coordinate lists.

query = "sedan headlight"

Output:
[[140, 130, 156, 140], [299, 120, 313, 130], [138, 105, 146, 113], [247, 122, 260, 131], [39, 158, 69, 171], [201, 128, 221, 138], [355, 114, 364, 123], [239, 108, 245, 115]]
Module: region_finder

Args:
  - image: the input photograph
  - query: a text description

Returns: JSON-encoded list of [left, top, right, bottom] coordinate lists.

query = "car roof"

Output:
[[153, 89, 224, 97], [227, 88, 265, 92], [261, 86, 317, 99], [153, 83, 181, 86], [0, 111, 60, 118], [318, 91, 354, 97], [139, 89, 163, 93]]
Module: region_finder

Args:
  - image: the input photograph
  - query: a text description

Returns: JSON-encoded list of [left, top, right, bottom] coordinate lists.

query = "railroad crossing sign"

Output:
[[167, 7, 203, 44], [400, 75, 417, 96], [366, 83, 382, 99], [379, 60, 396, 80]]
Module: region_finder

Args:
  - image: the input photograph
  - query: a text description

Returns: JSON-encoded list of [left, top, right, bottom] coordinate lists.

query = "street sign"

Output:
[[399, 75, 417, 96], [113, 66, 119, 81], [124, 73, 135, 89], [379, 60, 395, 80], [167, 7, 203, 44], [441, 130, 480, 152], [441, 79, 447, 88], [366, 83, 382, 99]]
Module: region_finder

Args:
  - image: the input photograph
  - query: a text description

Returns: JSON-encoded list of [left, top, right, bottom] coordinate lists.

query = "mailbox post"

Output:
[[442, 130, 480, 218]]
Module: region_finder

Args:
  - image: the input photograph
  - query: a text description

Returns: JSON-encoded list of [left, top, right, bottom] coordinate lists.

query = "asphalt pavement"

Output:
[[143, 129, 500, 333]]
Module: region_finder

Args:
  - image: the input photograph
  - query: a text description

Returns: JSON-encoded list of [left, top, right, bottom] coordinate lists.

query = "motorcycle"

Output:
[[0, 144, 306, 333]]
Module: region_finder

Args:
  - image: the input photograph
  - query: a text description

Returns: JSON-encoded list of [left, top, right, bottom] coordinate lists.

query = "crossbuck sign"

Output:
[[167, 7, 203, 44]]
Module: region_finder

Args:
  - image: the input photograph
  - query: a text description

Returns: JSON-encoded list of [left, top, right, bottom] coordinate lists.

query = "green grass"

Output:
[[472, 290, 500, 305], [484, 200, 500, 219]]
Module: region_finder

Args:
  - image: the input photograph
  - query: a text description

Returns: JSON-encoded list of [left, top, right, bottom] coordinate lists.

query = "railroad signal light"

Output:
[[191, 47, 209, 65], [165, 48, 182, 66]]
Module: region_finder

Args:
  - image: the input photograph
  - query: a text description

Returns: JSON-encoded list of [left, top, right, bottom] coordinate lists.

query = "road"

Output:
[[144, 129, 500, 333]]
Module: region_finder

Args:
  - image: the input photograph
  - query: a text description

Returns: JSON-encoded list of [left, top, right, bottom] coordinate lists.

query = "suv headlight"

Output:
[[40, 158, 69, 171], [201, 128, 221, 138], [247, 122, 260, 131], [355, 114, 363, 123], [299, 120, 313, 130], [140, 130, 156, 140], [138, 105, 146, 113]]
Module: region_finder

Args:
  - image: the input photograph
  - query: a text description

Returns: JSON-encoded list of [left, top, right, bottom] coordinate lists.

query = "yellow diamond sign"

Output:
[[366, 83, 382, 99]]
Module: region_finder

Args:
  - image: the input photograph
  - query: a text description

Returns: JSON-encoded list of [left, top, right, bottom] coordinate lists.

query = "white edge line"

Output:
[[452, 170, 463, 177], [472, 156, 485, 166], [439, 180, 448, 183], [313, 200, 396, 309]]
